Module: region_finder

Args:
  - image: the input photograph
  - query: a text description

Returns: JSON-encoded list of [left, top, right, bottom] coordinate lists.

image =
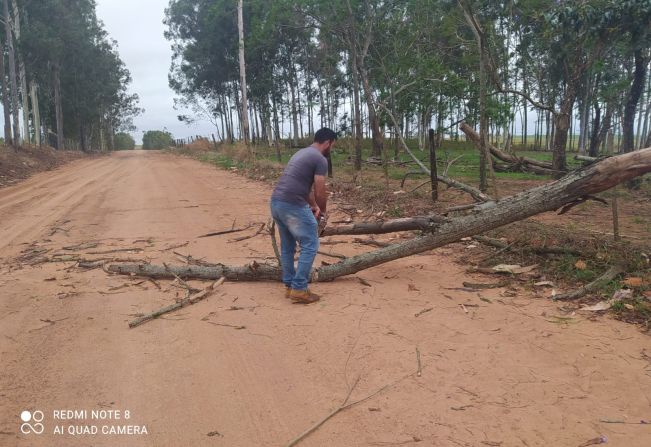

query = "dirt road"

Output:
[[1, 150, 649, 446]]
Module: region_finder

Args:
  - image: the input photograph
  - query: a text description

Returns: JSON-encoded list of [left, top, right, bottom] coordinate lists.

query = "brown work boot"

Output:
[[285, 286, 291, 299], [289, 288, 321, 304]]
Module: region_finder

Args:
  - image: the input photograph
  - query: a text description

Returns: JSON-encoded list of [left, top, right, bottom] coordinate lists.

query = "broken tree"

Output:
[[459, 122, 558, 175], [108, 148, 651, 283]]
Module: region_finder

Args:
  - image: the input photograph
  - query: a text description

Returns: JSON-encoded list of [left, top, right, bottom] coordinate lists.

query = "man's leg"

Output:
[[270, 202, 296, 288], [290, 206, 319, 291]]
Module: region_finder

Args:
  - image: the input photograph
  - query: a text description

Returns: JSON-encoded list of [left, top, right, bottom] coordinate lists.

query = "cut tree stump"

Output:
[[108, 148, 651, 283]]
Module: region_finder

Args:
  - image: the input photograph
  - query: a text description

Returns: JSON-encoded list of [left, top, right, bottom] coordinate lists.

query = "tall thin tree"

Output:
[[237, 0, 250, 146], [3, 0, 20, 145]]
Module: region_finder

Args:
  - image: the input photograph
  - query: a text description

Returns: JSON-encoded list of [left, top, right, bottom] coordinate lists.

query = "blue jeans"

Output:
[[270, 199, 319, 291]]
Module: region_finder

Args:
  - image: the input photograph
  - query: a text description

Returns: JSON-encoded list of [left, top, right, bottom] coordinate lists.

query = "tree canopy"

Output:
[[165, 0, 651, 175], [142, 130, 174, 150], [1, 0, 141, 151]]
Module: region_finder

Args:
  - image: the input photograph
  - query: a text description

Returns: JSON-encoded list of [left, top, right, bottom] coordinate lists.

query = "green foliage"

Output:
[[164, 0, 650, 175], [114, 133, 136, 151], [142, 131, 174, 150]]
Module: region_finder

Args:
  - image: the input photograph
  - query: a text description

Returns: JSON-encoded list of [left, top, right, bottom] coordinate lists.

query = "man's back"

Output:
[[271, 146, 328, 205]]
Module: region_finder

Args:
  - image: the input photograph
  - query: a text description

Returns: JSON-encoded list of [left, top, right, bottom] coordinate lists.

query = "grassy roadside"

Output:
[[171, 138, 651, 330]]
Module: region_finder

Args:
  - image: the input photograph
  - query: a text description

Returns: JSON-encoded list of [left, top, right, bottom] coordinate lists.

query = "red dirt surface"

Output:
[[1, 150, 650, 446]]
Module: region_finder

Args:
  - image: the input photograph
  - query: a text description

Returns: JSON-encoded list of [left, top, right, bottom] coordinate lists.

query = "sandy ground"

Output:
[[0, 150, 650, 447]]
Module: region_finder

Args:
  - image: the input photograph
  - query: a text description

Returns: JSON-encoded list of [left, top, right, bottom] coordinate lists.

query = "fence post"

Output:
[[429, 129, 438, 202]]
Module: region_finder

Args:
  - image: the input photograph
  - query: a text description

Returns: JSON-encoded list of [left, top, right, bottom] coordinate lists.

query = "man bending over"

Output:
[[270, 128, 336, 304]]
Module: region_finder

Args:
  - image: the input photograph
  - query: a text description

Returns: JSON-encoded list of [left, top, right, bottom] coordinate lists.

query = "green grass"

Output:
[[244, 137, 585, 183]]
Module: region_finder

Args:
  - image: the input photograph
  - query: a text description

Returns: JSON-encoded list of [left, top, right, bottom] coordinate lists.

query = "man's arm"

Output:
[[308, 190, 318, 209], [313, 175, 327, 215]]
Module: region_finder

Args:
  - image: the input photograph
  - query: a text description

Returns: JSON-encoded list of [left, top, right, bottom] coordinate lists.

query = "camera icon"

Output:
[[20, 410, 45, 435]]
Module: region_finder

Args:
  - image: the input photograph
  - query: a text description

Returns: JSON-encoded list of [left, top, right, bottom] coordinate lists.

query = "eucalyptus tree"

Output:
[[18, 0, 140, 151]]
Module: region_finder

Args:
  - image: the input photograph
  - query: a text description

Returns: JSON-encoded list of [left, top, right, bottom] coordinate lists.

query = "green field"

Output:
[[207, 137, 586, 182]]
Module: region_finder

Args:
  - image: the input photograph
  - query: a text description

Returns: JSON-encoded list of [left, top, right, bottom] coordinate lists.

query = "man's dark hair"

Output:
[[314, 128, 338, 144]]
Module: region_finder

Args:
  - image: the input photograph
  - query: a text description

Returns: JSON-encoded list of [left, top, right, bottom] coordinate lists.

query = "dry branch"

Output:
[[129, 277, 226, 328], [229, 223, 266, 242], [377, 101, 492, 202], [284, 371, 416, 447], [460, 122, 557, 174], [553, 265, 625, 301], [108, 149, 651, 284], [198, 224, 253, 238], [109, 261, 281, 281], [269, 220, 281, 265]]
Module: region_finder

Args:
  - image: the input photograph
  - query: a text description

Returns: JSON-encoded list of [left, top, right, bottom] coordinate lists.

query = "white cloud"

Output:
[[96, 0, 216, 143]]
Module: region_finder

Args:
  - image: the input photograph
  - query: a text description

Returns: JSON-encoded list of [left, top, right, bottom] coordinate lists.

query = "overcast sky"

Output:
[[96, 0, 214, 143]]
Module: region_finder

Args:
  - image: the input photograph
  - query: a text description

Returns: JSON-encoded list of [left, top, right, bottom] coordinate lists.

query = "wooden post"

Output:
[[612, 186, 620, 242], [428, 129, 438, 201], [326, 151, 333, 178]]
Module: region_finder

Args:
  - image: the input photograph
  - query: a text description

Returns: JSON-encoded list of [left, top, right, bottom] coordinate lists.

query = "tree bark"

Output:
[[321, 215, 446, 236], [237, 0, 250, 145], [30, 82, 41, 146], [551, 93, 575, 175], [109, 148, 651, 283], [53, 64, 64, 150], [12, 0, 28, 144], [622, 48, 647, 153], [349, 48, 363, 172], [0, 26, 11, 145], [590, 105, 612, 158]]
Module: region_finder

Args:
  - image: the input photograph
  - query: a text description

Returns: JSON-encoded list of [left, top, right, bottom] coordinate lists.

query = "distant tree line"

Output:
[[1, 0, 141, 151], [142, 130, 174, 150], [165, 0, 651, 175]]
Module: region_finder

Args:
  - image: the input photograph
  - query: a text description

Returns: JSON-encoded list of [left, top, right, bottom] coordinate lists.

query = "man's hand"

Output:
[[311, 204, 321, 219]]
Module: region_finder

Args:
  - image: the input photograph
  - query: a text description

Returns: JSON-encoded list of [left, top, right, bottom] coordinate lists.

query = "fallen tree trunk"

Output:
[[109, 261, 281, 281], [460, 122, 556, 174], [108, 148, 651, 283], [321, 215, 446, 236]]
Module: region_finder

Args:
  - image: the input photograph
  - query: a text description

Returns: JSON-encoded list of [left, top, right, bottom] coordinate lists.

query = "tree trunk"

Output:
[[590, 104, 613, 158], [321, 215, 446, 236], [12, 0, 28, 144], [359, 65, 383, 158], [237, 0, 250, 145], [622, 48, 647, 153], [109, 148, 651, 282], [349, 49, 362, 172], [429, 129, 438, 201], [4, 0, 20, 145], [53, 64, 64, 150], [551, 92, 575, 175], [0, 27, 11, 145], [30, 82, 41, 146]]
